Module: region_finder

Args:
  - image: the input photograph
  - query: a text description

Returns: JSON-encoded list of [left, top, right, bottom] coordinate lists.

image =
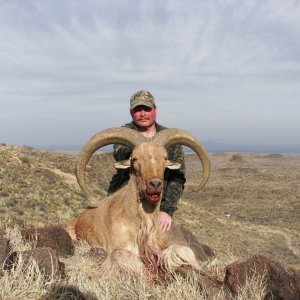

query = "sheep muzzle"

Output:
[[144, 178, 163, 203]]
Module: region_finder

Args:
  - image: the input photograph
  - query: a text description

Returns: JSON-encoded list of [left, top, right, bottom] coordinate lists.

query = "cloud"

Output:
[[0, 0, 299, 148]]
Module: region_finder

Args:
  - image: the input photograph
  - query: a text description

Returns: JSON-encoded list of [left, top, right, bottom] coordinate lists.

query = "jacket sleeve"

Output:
[[160, 144, 186, 216]]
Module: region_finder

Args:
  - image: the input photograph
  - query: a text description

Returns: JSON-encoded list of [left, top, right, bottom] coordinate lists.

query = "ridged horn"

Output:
[[76, 127, 146, 203], [153, 128, 210, 191]]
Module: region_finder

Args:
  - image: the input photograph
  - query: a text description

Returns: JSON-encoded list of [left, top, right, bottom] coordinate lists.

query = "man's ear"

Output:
[[114, 159, 131, 169], [166, 160, 181, 170]]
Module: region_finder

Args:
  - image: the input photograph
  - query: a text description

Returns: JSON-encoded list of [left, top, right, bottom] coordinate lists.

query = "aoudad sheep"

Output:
[[67, 127, 212, 277]]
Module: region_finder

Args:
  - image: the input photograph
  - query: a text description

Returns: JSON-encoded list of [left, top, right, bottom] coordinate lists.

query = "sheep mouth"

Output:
[[145, 192, 161, 203]]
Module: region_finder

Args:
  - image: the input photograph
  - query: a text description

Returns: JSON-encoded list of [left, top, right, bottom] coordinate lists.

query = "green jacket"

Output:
[[107, 122, 186, 216]]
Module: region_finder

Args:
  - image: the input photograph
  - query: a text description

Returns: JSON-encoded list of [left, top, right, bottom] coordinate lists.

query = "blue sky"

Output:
[[1, 0, 300, 150]]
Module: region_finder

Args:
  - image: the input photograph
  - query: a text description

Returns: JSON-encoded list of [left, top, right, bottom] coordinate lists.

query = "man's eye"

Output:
[[133, 106, 153, 113]]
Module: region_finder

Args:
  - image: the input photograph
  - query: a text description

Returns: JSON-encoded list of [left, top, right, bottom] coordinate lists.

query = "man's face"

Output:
[[130, 105, 157, 128]]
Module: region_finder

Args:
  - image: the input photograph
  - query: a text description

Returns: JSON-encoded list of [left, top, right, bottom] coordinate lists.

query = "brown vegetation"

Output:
[[0, 144, 300, 298], [184, 152, 300, 270]]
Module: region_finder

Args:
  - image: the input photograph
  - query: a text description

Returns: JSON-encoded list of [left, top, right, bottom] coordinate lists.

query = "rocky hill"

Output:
[[0, 143, 299, 270]]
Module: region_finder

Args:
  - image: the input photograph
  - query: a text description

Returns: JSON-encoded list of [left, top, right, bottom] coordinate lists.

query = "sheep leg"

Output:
[[101, 248, 145, 277]]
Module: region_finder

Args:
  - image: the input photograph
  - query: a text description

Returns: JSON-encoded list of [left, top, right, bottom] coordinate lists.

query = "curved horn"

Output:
[[76, 127, 146, 203], [153, 128, 210, 192]]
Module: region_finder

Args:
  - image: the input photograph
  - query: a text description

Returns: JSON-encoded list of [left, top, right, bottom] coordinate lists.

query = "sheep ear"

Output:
[[166, 160, 181, 170], [114, 159, 131, 169]]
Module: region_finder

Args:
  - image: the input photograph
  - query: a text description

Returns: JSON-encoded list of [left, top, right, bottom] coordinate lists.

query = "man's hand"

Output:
[[159, 211, 172, 232]]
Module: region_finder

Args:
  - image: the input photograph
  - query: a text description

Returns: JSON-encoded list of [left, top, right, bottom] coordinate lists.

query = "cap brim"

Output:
[[131, 103, 154, 109]]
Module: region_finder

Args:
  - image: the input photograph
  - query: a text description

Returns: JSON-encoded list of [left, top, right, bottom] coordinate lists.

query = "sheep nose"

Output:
[[148, 179, 162, 189]]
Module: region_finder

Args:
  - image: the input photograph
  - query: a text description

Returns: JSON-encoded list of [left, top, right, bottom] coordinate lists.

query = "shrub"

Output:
[[19, 156, 30, 164]]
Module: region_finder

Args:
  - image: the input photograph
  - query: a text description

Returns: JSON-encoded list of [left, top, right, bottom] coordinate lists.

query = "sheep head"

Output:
[[76, 127, 210, 207], [115, 141, 181, 204]]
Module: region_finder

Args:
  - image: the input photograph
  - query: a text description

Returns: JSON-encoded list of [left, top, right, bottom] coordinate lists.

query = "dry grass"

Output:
[[1, 144, 299, 298], [0, 226, 268, 300], [182, 152, 300, 270]]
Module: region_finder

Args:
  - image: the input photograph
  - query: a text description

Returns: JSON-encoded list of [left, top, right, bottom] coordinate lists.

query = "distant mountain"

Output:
[[31, 144, 113, 152], [202, 141, 300, 153], [32, 141, 300, 154]]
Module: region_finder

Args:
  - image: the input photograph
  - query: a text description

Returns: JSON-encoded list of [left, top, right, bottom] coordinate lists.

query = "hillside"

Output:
[[0, 143, 299, 271]]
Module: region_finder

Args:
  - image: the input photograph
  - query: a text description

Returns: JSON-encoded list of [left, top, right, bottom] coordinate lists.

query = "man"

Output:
[[108, 90, 186, 232]]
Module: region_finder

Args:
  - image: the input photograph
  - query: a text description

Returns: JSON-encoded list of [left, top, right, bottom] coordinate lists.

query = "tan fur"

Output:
[[67, 130, 210, 277], [161, 244, 201, 272]]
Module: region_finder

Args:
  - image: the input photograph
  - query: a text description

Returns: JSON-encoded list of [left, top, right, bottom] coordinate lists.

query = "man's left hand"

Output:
[[159, 211, 172, 232]]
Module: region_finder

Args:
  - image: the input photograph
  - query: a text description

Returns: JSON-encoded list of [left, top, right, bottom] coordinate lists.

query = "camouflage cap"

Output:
[[130, 90, 156, 110]]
